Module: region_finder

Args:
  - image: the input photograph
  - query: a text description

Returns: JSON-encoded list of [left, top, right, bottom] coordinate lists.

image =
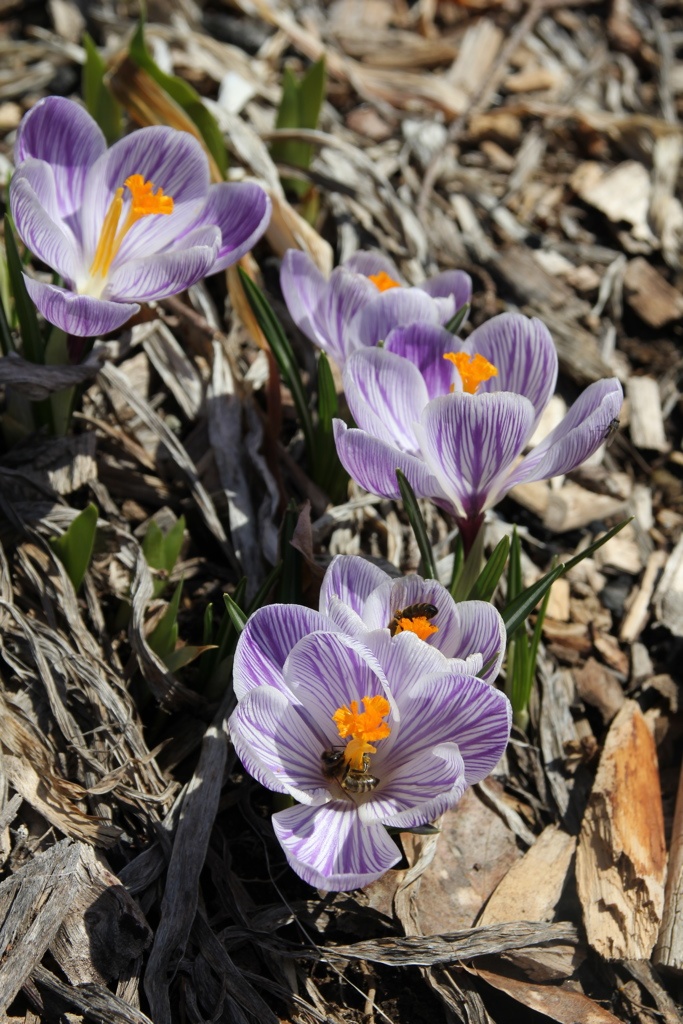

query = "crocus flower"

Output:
[[229, 628, 511, 889], [333, 314, 624, 550], [280, 248, 472, 367], [233, 553, 507, 702], [10, 96, 271, 336]]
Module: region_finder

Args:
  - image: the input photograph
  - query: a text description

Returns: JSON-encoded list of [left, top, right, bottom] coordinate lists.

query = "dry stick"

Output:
[[654, 755, 683, 970]]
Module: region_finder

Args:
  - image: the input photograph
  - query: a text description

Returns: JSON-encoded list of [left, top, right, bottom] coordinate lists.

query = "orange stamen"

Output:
[[368, 270, 401, 292], [444, 352, 498, 394], [332, 695, 391, 771], [88, 174, 174, 281], [393, 615, 439, 641]]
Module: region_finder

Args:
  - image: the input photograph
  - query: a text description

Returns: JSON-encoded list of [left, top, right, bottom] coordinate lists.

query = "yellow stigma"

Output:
[[88, 174, 174, 281], [393, 615, 439, 641], [444, 352, 498, 394], [332, 695, 391, 771], [368, 270, 401, 292]]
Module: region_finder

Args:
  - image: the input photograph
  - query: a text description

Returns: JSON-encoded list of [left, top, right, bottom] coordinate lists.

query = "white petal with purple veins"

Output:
[[416, 393, 535, 519], [233, 604, 327, 700], [23, 277, 139, 337], [360, 744, 466, 827], [199, 181, 271, 272], [319, 555, 389, 618], [314, 269, 378, 364], [107, 228, 219, 301], [15, 97, 106, 218], [419, 269, 473, 313], [352, 289, 440, 348], [342, 251, 405, 284], [80, 127, 210, 266], [273, 800, 401, 890], [10, 174, 79, 283], [438, 600, 506, 683], [384, 323, 459, 401], [280, 249, 329, 349], [344, 348, 428, 453], [506, 378, 624, 490], [283, 631, 395, 737], [465, 313, 558, 431], [229, 687, 330, 802], [334, 419, 447, 507]]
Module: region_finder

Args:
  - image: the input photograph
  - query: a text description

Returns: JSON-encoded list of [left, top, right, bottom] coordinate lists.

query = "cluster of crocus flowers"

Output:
[[10, 97, 271, 336], [280, 248, 472, 368], [228, 555, 511, 890], [333, 314, 624, 551]]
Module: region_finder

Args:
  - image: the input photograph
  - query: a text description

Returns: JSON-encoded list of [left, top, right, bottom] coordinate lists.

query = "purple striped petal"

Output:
[[344, 348, 428, 452], [384, 322, 459, 400], [361, 575, 456, 647], [382, 670, 511, 785], [229, 687, 330, 802], [363, 630, 454, 706], [15, 97, 106, 217], [506, 378, 624, 490], [10, 173, 79, 283], [334, 419, 447, 506], [416, 393, 535, 519], [280, 249, 328, 349], [325, 596, 368, 637], [23, 277, 139, 337], [80, 127, 210, 268], [315, 268, 379, 363], [273, 801, 401, 890], [233, 604, 327, 700], [360, 744, 467, 828], [342, 251, 406, 284], [465, 313, 558, 431], [437, 601, 506, 684], [319, 555, 389, 617], [283, 632, 394, 738], [107, 227, 219, 301], [199, 181, 271, 273], [420, 269, 473, 313], [352, 288, 440, 347]]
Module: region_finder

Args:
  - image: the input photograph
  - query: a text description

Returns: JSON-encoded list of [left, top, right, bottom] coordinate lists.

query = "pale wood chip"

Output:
[[577, 700, 666, 960]]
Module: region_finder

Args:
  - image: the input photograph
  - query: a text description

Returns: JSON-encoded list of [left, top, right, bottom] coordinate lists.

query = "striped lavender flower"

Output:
[[280, 248, 471, 368], [334, 314, 623, 551], [11, 97, 271, 336], [229, 626, 511, 890]]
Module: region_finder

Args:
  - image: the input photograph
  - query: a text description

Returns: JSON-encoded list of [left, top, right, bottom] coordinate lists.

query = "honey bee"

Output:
[[603, 417, 620, 446], [388, 602, 438, 636], [321, 748, 380, 793]]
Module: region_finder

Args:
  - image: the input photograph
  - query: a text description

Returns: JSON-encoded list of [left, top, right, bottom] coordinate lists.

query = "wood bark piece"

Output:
[[478, 825, 576, 926], [473, 967, 624, 1024], [654, 754, 683, 970], [623, 257, 683, 328], [627, 376, 669, 453], [49, 844, 152, 986], [576, 700, 666, 960], [621, 549, 667, 643], [0, 840, 83, 1014], [654, 536, 683, 637]]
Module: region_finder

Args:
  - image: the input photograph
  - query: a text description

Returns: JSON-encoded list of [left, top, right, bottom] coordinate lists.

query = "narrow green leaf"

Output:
[[0, 272, 14, 356], [562, 517, 633, 573], [203, 602, 214, 647], [272, 59, 326, 196], [239, 268, 315, 462], [164, 643, 216, 673], [142, 521, 165, 570], [448, 533, 464, 596], [386, 823, 441, 836], [224, 591, 247, 634], [444, 302, 470, 335], [49, 503, 98, 592], [161, 515, 186, 574], [148, 578, 182, 659], [469, 535, 510, 602], [298, 59, 326, 133], [278, 499, 302, 604], [129, 21, 227, 177], [396, 470, 437, 580], [82, 32, 121, 144], [4, 214, 44, 365], [502, 562, 566, 639], [316, 352, 348, 500], [450, 522, 486, 601], [508, 527, 522, 605], [502, 517, 632, 639]]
